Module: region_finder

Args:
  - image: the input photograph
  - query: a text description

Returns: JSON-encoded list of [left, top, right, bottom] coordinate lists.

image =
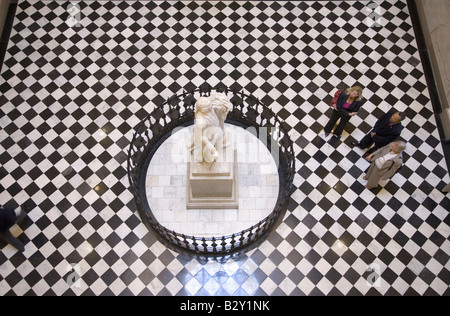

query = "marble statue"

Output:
[[186, 92, 238, 209], [189, 92, 231, 163]]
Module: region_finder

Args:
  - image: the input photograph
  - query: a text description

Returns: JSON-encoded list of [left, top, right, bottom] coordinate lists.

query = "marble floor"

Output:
[[0, 0, 449, 296]]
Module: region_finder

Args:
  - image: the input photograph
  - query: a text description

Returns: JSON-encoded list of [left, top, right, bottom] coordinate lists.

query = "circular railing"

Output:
[[127, 85, 295, 254]]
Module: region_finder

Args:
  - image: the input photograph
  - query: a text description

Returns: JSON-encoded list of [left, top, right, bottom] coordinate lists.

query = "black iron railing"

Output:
[[127, 85, 295, 254]]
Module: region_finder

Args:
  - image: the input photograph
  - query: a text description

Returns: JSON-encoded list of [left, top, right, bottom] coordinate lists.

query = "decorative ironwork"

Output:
[[127, 85, 295, 254]]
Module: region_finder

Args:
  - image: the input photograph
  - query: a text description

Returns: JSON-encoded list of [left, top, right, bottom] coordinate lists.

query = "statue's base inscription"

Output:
[[187, 149, 239, 209]]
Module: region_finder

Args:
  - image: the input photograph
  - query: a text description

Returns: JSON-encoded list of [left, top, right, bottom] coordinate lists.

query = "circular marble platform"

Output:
[[145, 123, 279, 237]]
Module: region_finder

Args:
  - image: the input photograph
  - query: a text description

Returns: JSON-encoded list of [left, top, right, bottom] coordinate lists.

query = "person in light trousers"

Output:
[[363, 141, 406, 190]]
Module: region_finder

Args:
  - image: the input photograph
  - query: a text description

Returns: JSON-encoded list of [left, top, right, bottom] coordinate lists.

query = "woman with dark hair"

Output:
[[323, 86, 365, 140]]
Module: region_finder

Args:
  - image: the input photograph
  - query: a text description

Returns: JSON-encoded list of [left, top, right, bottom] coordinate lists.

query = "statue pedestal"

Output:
[[186, 149, 239, 209]]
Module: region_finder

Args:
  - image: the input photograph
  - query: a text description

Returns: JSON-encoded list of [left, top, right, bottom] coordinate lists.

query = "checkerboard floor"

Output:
[[0, 0, 449, 296]]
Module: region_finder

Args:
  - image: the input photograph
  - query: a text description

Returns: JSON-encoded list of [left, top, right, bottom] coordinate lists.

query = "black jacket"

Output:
[[0, 207, 16, 232], [336, 90, 364, 115], [372, 108, 403, 146]]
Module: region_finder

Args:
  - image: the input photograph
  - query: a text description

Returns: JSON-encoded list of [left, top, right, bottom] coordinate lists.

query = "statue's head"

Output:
[[194, 97, 211, 116], [210, 92, 231, 114]]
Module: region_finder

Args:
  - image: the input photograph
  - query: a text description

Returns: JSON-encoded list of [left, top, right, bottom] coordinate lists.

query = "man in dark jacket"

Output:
[[0, 206, 26, 252], [351, 109, 406, 157]]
